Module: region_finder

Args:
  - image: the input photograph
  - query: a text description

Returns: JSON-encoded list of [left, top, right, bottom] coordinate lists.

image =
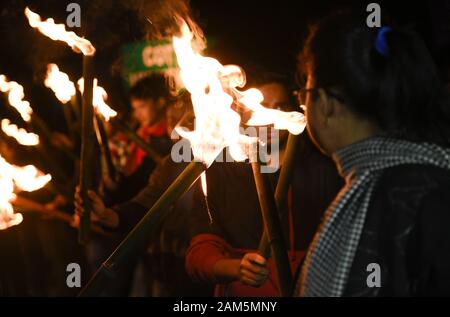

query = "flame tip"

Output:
[[24, 7, 96, 56]]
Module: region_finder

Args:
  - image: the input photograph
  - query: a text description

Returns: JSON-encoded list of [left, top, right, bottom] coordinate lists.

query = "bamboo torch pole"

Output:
[[63, 102, 76, 142], [251, 159, 293, 297], [94, 114, 115, 182], [258, 133, 300, 258], [78, 55, 95, 244], [71, 93, 81, 121], [79, 160, 206, 296]]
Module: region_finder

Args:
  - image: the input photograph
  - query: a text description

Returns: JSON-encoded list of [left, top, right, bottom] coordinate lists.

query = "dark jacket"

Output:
[[344, 164, 450, 296]]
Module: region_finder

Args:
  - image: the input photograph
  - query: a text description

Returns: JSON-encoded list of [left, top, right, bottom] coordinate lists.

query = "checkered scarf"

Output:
[[295, 136, 450, 297]]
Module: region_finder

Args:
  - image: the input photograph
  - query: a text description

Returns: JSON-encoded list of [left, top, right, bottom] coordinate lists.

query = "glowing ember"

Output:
[[44, 64, 76, 104], [25, 7, 96, 56], [77, 78, 117, 121], [1, 119, 39, 146], [0, 75, 33, 122], [172, 22, 305, 167], [0, 155, 51, 230]]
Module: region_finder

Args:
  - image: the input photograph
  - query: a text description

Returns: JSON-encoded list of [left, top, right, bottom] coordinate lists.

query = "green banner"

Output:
[[121, 39, 178, 86]]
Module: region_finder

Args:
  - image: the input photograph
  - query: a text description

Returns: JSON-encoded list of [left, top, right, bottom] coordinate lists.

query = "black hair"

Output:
[[299, 10, 450, 146], [129, 74, 171, 101], [244, 65, 297, 111]]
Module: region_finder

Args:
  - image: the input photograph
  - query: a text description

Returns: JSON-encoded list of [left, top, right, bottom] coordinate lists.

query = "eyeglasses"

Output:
[[295, 87, 345, 106], [262, 103, 296, 112], [295, 88, 318, 106]]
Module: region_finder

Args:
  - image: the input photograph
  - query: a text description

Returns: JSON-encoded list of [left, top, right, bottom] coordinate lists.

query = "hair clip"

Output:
[[375, 26, 392, 57]]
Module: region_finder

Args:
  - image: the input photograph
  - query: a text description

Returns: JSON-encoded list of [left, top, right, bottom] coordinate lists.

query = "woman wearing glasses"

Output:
[[294, 11, 450, 296]]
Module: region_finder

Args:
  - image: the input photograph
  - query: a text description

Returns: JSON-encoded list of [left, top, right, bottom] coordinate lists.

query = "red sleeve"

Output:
[[185, 233, 233, 284]]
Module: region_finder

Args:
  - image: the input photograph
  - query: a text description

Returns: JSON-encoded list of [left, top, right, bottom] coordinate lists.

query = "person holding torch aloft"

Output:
[[184, 73, 343, 296]]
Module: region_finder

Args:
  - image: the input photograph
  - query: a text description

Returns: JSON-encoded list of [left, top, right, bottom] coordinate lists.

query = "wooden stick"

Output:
[[258, 133, 300, 258], [78, 55, 95, 245], [62, 103, 76, 142], [94, 114, 115, 182], [252, 160, 293, 297], [70, 93, 81, 121], [79, 161, 206, 296]]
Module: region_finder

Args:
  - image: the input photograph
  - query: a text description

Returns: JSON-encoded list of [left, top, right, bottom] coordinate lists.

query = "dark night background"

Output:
[[0, 0, 449, 297], [0, 0, 449, 132]]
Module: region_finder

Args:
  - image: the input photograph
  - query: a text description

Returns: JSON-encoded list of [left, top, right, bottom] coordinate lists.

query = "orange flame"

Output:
[[0, 155, 51, 230], [11, 165, 52, 192], [77, 78, 117, 121], [1, 119, 39, 146], [0, 170, 22, 230], [172, 22, 305, 167], [44, 64, 76, 104], [0, 75, 33, 122], [238, 89, 306, 135], [173, 22, 256, 167], [25, 7, 95, 56]]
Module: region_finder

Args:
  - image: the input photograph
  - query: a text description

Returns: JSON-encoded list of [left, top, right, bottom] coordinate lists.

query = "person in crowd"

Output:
[[72, 74, 173, 296], [106, 74, 173, 205], [0, 137, 86, 296], [293, 11, 450, 296], [184, 71, 343, 296], [74, 95, 212, 296]]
